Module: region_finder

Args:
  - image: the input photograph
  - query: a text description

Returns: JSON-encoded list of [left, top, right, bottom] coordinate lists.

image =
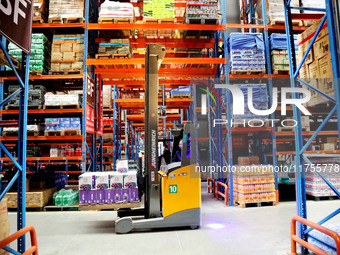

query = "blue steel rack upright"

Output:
[[0, 41, 30, 253], [207, 0, 279, 206], [283, 0, 340, 253]]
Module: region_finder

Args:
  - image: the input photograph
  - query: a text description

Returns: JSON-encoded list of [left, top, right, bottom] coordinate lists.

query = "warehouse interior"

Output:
[[0, 0, 340, 254]]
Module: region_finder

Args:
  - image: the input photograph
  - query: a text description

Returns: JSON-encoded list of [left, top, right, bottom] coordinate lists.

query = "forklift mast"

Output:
[[144, 44, 166, 218]]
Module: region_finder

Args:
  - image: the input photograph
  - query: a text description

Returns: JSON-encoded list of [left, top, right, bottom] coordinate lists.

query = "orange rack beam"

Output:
[[97, 68, 218, 78], [127, 38, 216, 49], [1, 109, 83, 115], [276, 131, 339, 137], [3, 74, 83, 81], [86, 23, 225, 31], [0, 135, 83, 142], [33, 23, 84, 28], [115, 98, 192, 109], [0, 156, 82, 162], [86, 57, 226, 66], [103, 78, 191, 86], [126, 113, 181, 122], [132, 122, 174, 128]]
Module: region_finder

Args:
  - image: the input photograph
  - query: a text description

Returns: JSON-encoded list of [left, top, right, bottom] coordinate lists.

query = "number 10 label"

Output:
[[169, 185, 177, 194]]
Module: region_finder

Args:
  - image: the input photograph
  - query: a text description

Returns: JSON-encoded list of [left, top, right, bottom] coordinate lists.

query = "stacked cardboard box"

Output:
[[185, 0, 219, 22], [33, 0, 49, 23], [0, 198, 9, 255], [97, 39, 132, 58], [143, 0, 175, 19], [233, 165, 276, 205], [297, 18, 332, 106], [270, 34, 298, 74], [7, 34, 51, 74], [45, 118, 81, 132], [228, 33, 266, 73], [103, 86, 113, 108], [50, 34, 84, 74], [7, 84, 46, 107], [255, 0, 300, 26], [48, 0, 84, 23], [44, 93, 82, 106]]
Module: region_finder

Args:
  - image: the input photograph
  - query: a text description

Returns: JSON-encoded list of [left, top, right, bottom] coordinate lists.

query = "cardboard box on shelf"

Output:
[[297, 18, 328, 44], [0, 198, 8, 223], [326, 137, 338, 144], [60, 43, 73, 52], [321, 143, 336, 151], [298, 39, 314, 65], [0, 219, 10, 255], [299, 64, 309, 79], [313, 35, 330, 61]]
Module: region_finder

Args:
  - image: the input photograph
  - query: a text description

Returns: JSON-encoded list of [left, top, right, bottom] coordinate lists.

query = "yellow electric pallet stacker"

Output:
[[115, 44, 201, 233]]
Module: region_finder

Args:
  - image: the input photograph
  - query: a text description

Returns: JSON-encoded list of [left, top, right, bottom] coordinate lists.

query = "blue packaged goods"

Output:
[[231, 84, 268, 123], [170, 86, 191, 97], [228, 33, 265, 51], [270, 34, 298, 50]]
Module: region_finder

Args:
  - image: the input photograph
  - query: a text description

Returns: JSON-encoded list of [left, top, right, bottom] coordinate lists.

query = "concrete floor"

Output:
[[7, 184, 340, 255]]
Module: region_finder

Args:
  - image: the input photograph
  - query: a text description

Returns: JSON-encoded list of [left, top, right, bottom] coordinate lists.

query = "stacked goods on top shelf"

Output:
[[255, 0, 300, 26], [48, 0, 84, 23], [33, 0, 49, 23], [143, 0, 175, 19], [79, 162, 139, 205], [170, 86, 191, 98], [50, 34, 84, 74], [7, 34, 51, 75], [44, 93, 82, 107], [7, 84, 46, 108], [228, 33, 266, 74], [185, 0, 219, 24], [103, 86, 113, 108], [301, 0, 325, 26], [233, 159, 276, 206], [96, 39, 133, 59], [305, 156, 340, 197], [230, 84, 268, 124], [269, 34, 298, 74], [297, 18, 332, 107], [45, 118, 81, 135], [99, 0, 134, 21]]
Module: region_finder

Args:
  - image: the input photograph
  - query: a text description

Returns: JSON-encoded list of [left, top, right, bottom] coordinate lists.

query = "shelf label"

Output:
[[0, 0, 33, 53], [85, 105, 95, 134]]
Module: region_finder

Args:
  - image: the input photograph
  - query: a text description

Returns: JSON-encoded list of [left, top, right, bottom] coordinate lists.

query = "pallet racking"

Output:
[[283, 0, 340, 252]]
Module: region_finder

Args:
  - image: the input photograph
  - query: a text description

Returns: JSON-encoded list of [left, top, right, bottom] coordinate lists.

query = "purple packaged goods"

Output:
[[78, 173, 92, 205], [112, 189, 122, 203], [96, 173, 109, 204], [89, 190, 96, 204], [121, 188, 130, 203], [129, 188, 139, 202]]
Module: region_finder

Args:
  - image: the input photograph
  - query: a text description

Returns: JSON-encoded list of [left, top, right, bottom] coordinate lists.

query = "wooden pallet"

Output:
[[64, 130, 81, 136], [33, 17, 46, 24], [48, 70, 82, 75], [44, 202, 79, 211], [230, 69, 266, 75], [95, 53, 130, 59], [272, 69, 289, 75], [43, 104, 81, 109], [277, 126, 310, 132], [30, 70, 45, 76], [2, 130, 39, 137], [79, 202, 141, 211], [186, 18, 220, 25], [5, 188, 57, 208], [49, 17, 84, 24], [307, 195, 338, 201], [44, 130, 64, 136], [5, 105, 42, 110], [0, 49, 21, 70], [236, 200, 277, 208], [98, 18, 133, 24], [143, 18, 176, 38], [269, 20, 303, 26]]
